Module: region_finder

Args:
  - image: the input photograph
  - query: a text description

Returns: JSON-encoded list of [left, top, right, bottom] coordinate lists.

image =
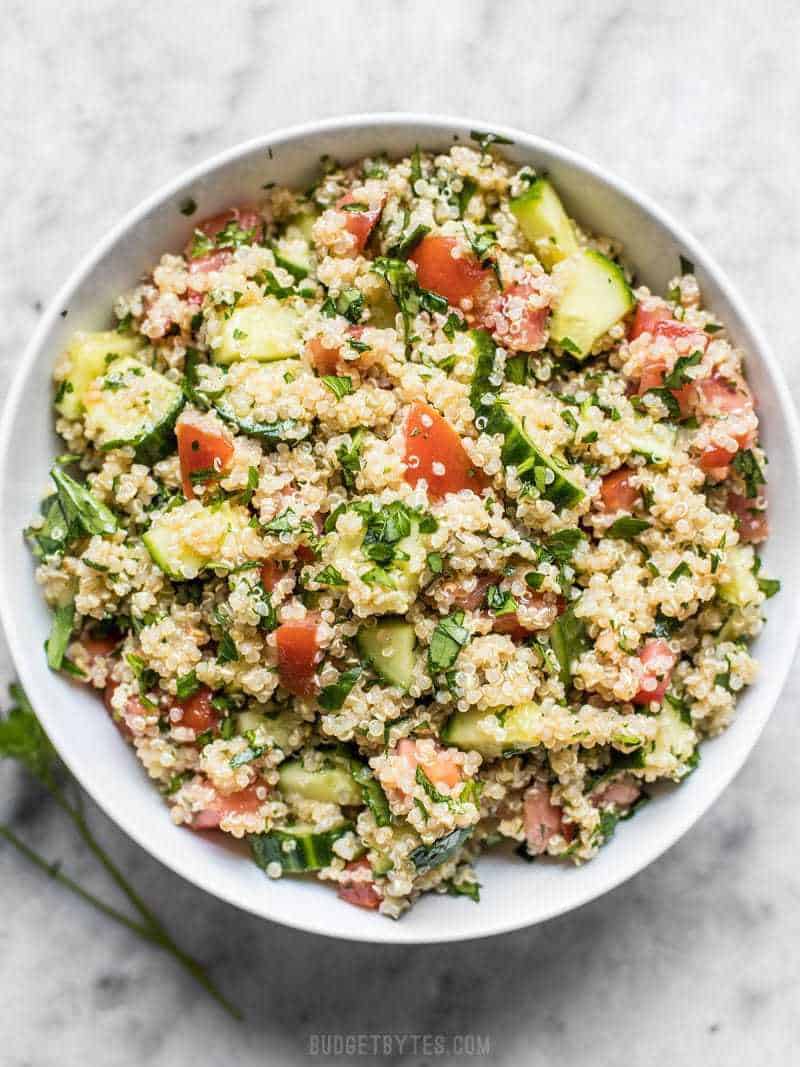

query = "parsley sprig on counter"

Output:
[[0, 684, 240, 1019]]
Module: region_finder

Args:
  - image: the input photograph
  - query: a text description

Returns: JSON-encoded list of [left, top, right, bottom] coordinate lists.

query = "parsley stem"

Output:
[[0, 824, 150, 938], [16, 778, 242, 1020]]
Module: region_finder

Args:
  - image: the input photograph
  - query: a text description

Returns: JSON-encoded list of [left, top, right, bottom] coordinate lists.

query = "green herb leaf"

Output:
[[663, 350, 702, 389], [668, 561, 692, 582], [606, 517, 651, 540], [445, 879, 480, 902], [50, 465, 118, 537], [758, 575, 780, 598], [409, 827, 474, 874], [318, 667, 362, 711], [175, 670, 200, 700], [315, 565, 346, 588], [428, 611, 470, 674], [679, 254, 695, 276], [321, 375, 353, 401], [469, 130, 514, 152], [0, 684, 57, 782], [336, 428, 364, 489], [732, 449, 765, 498], [46, 601, 75, 671], [426, 551, 443, 575], [549, 604, 587, 686], [485, 586, 517, 616]]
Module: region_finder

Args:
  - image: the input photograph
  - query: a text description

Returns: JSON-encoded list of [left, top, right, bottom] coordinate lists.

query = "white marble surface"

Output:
[[3, 1, 800, 1063]]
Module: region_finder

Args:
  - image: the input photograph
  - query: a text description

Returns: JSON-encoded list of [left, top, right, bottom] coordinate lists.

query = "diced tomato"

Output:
[[275, 615, 321, 697], [600, 467, 640, 512], [260, 559, 286, 592], [629, 304, 672, 341], [306, 336, 341, 376], [630, 304, 707, 349], [654, 319, 707, 347], [441, 575, 495, 612], [81, 629, 121, 660], [523, 783, 570, 854], [481, 283, 549, 352], [727, 491, 769, 543], [337, 859, 381, 910], [189, 207, 263, 255], [187, 249, 233, 276], [492, 592, 565, 640], [176, 417, 235, 499], [698, 374, 753, 418], [193, 783, 265, 831], [336, 193, 384, 254], [175, 685, 218, 735], [632, 638, 677, 706], [698, 445, 738, 472], [593, 776, 641, 809], [409, 235, 494, 306], [404, 401, 488, 499], [636, 357, 696, 418], [396, 737, 463, 791]]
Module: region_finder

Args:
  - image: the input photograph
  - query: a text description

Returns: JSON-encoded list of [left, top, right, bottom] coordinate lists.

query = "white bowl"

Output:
[[2, 114, 799, 944]]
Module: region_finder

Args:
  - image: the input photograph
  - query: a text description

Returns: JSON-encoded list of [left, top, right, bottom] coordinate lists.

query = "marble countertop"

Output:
[[3, 1, 800, 1063]]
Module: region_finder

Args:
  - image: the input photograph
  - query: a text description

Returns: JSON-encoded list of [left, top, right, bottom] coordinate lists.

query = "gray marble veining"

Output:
[[2, 1, 800, 1063]]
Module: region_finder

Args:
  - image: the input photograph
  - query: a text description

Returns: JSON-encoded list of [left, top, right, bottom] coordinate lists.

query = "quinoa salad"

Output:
[[27, 136, 779, 917]]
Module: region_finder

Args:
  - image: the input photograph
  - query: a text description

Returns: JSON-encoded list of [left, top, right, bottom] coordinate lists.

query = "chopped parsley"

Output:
[[732, 449, 765, 498], [428, 611, 470, 674]]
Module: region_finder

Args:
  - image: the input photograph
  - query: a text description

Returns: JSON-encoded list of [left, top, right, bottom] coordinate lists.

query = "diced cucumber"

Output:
[[625, 418, 677, 466], [56, 331, 145, 419], [495, 408, 584, 509], [718, 545, 760, 607], [214, 298, 302, 364], [272, 233, 313, 280], [443, 704, 548, 759], [235, 708, 306, 755], [212, 396, 310, 446], [83, 356, 184, 464], [356, 618, 416, 689], [249, 821, 352, 873], [287, 207, 318, 244], [469, 328, 503, 423], [278, 758, 363, 806], [550, 250, 635, 359], [143, 501, 251, 580], [510, 178, 578, 270], [468, 330, 583, 509], [639, 698, 697, 781]]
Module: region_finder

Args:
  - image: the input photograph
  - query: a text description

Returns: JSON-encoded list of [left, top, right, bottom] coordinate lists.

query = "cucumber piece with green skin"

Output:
[[56, 331, 145, 419], [469, 328, 503, 424], [212, 397, 310, 446], [249, 821, 353, 873], [356, 618, 416, 689], [639, 699, 697, 781], [278, 758, 363, 806], [214, 298, 303, 364], [272, 234, 313, 280], [143, 501, 252, 580], [510, 178, 578, 270], [235, 709, 306, 755], [468, 330, 584, 509], [550, 250, 635, 359], [443, 704, 550, 759], [494, 407, 585, 509], [287, 208, 318, 243], [83, 356, 184, 465], [718, 544, 760, 607], [624, 418, 677, 466]]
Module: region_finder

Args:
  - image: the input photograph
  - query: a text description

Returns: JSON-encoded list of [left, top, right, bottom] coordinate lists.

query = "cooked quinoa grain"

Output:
[[28, 142, 778, 918]]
